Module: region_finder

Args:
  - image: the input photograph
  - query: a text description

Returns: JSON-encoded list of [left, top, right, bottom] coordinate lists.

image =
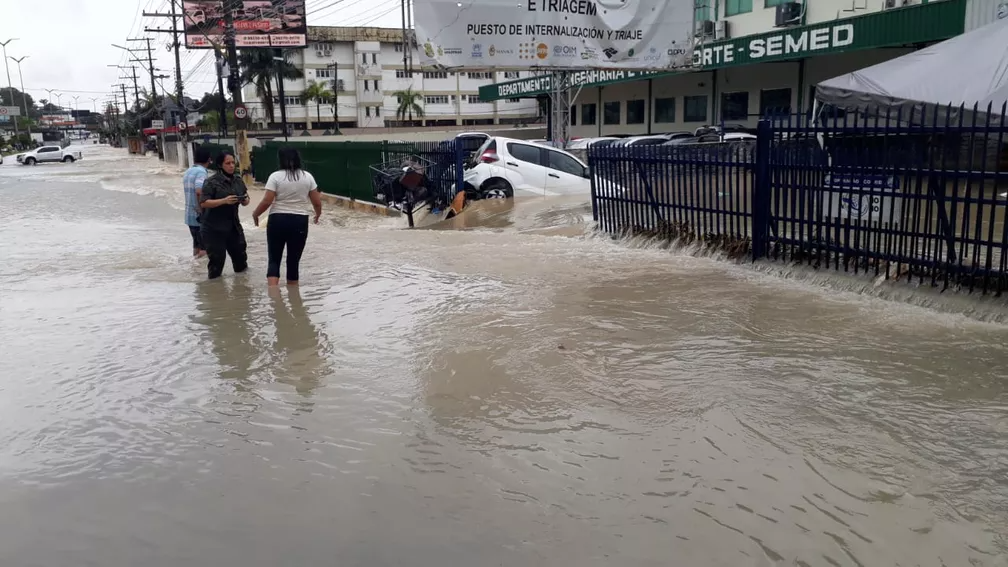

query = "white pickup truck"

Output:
[[17, 145, 83, 165]]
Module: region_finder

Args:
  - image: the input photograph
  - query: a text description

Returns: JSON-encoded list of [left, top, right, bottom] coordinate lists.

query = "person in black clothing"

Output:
[[199, 151, 251, 279]]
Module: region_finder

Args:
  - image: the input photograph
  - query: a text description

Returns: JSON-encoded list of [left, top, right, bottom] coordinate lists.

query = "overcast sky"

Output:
[[0, 0, 403, 110]]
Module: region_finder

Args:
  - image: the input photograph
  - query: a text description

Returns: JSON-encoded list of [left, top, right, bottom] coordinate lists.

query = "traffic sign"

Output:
[[178, 122, 188, 131], [151, 119, 165, 129], [234, 105, 248, 120], [0, 106, 21, 116]]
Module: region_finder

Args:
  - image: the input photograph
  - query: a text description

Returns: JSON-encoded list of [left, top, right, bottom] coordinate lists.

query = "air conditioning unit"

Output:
[[884, 0, 907, 9], [715, 20, 730, 40], [775, 2, 802, 26], [694, 19, 715, 38]]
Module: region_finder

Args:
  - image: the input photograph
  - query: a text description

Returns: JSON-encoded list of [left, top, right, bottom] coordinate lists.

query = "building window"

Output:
[[603, 101, 620, 125], [375, 106, 380, 116], [372, 53, 378, 64], [365, 106, 371, 117], [425, 95, 448, 104], [395, 44, 403, 53], [373, 80, 380, 91], [626, 99, 645, 124], [725, 0, 752, 16], [275, 96, 301, 106], [467, 94, 482, 104], [467, 72, 492, 80], [581, 103, 597, 126], [504, 71, 519, 79], [395, 69, 408, 78], [506, 98, 521, 103], [759, 88, 792, 117], [316, 68, 333, 79], [423, 71, 448, 79], [363, 80, 369, 91], [765, 0, 786, 6], [683, 95, 708, 122], [654, 97, 676, 123], [570, 105, 577, 126], [720, 91, 749, 121], [361, 54, 367, 64], [694, 0, 711, 21]]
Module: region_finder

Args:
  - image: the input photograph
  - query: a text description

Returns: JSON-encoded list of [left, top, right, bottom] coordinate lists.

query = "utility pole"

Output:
[[1, 38, 19, 135], [9, 55, 30, 134], [216, 50, 228, 137], [128, 37, 159, 101], [145, 0, 188, 164], [327, 61, 340, 134], [274, 50, 288, 142], [223, 0, 251, 183]]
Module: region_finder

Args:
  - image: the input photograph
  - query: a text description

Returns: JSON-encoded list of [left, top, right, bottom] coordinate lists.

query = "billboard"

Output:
[[182, 0, 307, 49], [413, 0, 694, 70]]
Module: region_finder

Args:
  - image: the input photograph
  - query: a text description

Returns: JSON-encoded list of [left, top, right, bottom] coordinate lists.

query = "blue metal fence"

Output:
[[589, 102, 1008, 294]]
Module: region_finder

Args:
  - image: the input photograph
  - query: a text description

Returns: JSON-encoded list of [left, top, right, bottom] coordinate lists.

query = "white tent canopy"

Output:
[[815, 16, 1008, 122]]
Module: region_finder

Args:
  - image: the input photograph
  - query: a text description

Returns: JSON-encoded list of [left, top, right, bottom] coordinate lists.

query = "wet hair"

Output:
[[215, 150, 236, 173], [278, 147, 302, 181]]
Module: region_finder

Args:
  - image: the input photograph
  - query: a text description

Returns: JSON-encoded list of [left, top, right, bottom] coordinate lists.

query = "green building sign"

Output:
[[479, 0, 966, 101]]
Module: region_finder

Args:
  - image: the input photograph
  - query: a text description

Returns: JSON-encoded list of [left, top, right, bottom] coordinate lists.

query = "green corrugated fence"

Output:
[[251, 141, 387, 201]]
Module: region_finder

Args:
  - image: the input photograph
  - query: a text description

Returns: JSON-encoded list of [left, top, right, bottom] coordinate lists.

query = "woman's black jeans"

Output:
[[266, 213, 309, 282], [202, 225, 248, 279]]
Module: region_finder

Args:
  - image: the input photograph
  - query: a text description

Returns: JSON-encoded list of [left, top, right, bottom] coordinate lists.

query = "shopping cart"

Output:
[[370, 155, 435, 227]]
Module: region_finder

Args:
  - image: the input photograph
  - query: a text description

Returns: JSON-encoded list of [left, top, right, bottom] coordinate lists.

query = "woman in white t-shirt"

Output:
[[252, 148, 323, 286]]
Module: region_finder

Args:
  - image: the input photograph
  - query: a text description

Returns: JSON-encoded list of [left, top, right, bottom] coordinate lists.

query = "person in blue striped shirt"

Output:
[[183, 147, 213, 258]]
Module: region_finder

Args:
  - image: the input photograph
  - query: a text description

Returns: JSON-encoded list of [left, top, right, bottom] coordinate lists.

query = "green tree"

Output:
[[393, 87, 424, 123], [197, 110, 221, 132], [239, 49, 303, 123], [302, 81, 333, 128]]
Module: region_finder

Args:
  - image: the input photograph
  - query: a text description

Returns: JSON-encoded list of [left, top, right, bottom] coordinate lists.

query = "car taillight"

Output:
[[479, 151, 499, 163]]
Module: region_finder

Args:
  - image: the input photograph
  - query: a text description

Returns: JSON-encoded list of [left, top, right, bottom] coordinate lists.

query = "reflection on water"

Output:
[[1, 146, 1007, 567]]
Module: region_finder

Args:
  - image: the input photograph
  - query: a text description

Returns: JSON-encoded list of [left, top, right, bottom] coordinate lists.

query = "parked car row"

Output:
[[566, 127, 756, 150]]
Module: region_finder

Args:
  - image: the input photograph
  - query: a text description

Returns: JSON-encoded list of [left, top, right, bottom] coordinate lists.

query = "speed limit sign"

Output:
[[178, 122, 187, 131], [234, 105, 248, 120]]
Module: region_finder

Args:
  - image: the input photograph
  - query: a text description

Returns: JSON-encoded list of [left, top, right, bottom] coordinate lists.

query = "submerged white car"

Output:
[[463, 136, 596, 198], [17, 145, 82, 165]]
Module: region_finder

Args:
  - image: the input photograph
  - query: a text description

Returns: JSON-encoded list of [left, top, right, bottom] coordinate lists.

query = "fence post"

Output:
[[454, 139, 464, 202], [752, 120, 772, 260], [588, 147, 598, 222]]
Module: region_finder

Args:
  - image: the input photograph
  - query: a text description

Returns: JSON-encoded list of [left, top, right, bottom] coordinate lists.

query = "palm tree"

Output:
[[302, 81, 333, 129], [239, 50, 304, 124], [393, 87, 424, 125]]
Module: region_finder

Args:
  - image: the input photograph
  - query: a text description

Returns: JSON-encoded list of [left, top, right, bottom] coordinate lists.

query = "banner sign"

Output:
[[414, 0, 694, 70], [0, 106, 21, 116], [182, 0, 307, 49]]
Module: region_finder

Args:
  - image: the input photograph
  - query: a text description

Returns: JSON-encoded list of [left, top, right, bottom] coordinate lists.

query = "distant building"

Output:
[[240, 26, 541, 130]]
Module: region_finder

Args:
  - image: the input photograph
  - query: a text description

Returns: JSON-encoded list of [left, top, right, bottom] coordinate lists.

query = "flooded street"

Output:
[[1, 146, 1007, 566]]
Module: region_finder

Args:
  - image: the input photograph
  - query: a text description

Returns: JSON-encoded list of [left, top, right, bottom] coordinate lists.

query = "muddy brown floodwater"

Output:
[[1, 146, 1007, 567]]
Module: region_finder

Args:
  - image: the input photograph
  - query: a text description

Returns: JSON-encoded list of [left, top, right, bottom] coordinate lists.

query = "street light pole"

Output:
[[9, 55, 29, 134], [0, 38, 19, 135]]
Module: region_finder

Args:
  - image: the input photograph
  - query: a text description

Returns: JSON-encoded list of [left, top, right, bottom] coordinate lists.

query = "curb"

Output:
[[319, 193, 401, 217]]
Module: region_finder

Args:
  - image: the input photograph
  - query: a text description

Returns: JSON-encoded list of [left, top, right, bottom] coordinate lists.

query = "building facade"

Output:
[[478, 0, 1004, 139], [240, 26, 541, 130]]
